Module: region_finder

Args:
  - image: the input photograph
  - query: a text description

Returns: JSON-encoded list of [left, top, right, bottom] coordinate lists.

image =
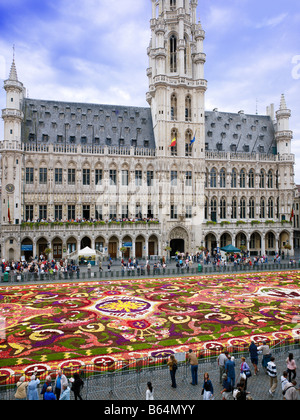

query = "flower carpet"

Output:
[[0, 271, 299, 378]]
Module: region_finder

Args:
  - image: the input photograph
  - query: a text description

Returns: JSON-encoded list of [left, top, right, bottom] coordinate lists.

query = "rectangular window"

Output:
[[39, 168, 47, 184], [95, 205, 102, 220], [25, 205, 34, 221], [147, 171, 154, 187], [68, 169, 76, 185], [68, 205, 75, 220], [136, 205, 142, 219], [83, 205, 90, 219], [109, 205, 117, 219], [83, 169, 90, 185], [122, 205, 129, 219], [186, 205, 192, 219], [26, 168, 34, 184], [170, 205, 177, 219], [147, 205, 154, 219], [171, 171, 177, 186], [39, 205, 47, 220], [122, 170, 128, 186], [110, 170, 117, 186], [185, 171, 192, 186], [95, 169, 103, 186], [55, 168, 63, 184], [54, 205, 63, 220], [135, 170, 142, 186]]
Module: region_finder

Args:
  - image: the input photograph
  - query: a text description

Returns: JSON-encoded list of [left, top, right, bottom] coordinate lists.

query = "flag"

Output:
[[290, 207, 294, 222], [168, 137, 177, 148], [190, 135, 196, 146], [8, 198, 11, 223]]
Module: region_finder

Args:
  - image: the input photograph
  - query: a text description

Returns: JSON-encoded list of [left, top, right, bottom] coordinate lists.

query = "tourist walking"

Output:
[[54, 370, 68, 400], [187, 349, 198, 386], [27, 375, 40, 400], [146, 382, 154, 400], [267, 356, 278, 397], [258, 341, 271, 373], [286, 353, 297, 382], [70, 373, 84, 400], [202, 372, 214, 400], [220, 373, 232, 400], [217, 351, 228, 384], [283, 381, 298, 400], [240, 357, 251, 391], [249, 341, 259, 375], [167, 355, 178, 388], [14, 376, 28, 400], [225, 355, 236, 389]]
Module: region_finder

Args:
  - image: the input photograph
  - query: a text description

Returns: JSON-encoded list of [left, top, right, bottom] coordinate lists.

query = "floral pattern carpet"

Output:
[[0, 271, 299, 377]]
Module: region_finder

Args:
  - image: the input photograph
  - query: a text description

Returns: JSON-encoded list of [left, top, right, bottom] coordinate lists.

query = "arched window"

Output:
[[240, 169, 246, 188], [210, 168, 217, 188], [185, 130, 193, 157], [268, 170, 273, 189], [185, 95, 192, 122], [170, 35, 177, 73], [204, 197, 208, 219], [259, 170, 265, 188], [170, 0, 176, 10], [171, 93, 177, 121], [231, 197, 237, 219], [231, 169, 237, 188], [249, 197, 255, 219], [211, 197, 217, 222], [260, 197, 265, 218], [220, 197, 226, 219], [240, 197, 246, 219], [268, 197, 274, 218], [248, 169, 255, 188], [220, 168, 226, 188]]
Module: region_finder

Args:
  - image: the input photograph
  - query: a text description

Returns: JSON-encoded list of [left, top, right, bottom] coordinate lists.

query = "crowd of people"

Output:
[[163, 345, 299, 401], [15, 370, 84, 401], [1, 257, 81, 279]]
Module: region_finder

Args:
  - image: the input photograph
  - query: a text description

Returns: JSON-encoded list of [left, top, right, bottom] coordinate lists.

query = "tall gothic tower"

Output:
[[1, 57, 25, 225], [147, 0, 207, 158]]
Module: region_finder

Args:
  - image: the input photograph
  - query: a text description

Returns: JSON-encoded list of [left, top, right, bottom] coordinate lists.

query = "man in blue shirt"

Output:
[[225, 355, 236, 389]]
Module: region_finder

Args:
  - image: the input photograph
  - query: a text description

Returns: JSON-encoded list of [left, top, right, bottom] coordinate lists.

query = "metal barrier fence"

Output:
[[0, 338, 298, 400], [0, 261, 299, 283]]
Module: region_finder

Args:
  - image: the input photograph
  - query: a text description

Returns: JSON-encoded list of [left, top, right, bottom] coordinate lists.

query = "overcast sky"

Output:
[[0, 0, 299, 180]]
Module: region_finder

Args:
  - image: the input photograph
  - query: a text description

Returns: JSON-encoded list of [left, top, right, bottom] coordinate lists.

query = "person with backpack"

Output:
[[221, 373, 232, 400], [167, 355, 178, 388]]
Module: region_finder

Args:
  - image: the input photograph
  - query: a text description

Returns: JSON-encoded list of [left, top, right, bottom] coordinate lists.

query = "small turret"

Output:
[[275, 94, 293, 155]]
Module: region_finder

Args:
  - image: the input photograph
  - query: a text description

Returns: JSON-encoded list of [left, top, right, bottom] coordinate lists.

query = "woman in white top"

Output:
[[146, 382, 154, 400]]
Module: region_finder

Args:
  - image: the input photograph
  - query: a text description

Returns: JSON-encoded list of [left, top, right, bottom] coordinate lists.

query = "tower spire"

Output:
[[8, 46, 18, 82]]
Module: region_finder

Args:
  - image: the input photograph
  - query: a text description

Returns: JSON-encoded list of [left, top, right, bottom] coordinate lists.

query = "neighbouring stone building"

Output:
[[0, 0, 296, 262]]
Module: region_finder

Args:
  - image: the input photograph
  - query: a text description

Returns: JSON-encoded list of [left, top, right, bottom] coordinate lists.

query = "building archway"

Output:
[[169, 226, 189, 257], [81, 236, 91, 250], [108, 236, 119, 259], [21, 238, 34, 261]]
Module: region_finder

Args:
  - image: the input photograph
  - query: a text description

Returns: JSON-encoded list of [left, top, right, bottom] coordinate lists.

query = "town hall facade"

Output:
[[0, 0, 296, 262]]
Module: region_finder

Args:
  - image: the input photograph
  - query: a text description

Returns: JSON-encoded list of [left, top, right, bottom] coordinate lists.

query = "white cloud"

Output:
[[255, 13, 288, 29]]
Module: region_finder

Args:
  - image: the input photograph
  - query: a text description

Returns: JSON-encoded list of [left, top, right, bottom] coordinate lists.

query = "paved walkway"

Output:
[[83, 349, 300, 401]]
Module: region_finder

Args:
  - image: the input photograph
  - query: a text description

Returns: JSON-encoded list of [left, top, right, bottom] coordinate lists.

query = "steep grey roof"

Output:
[[204, 110, 276, 154], [21, 98, 276, 155], [21, 98, 156, 149]]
